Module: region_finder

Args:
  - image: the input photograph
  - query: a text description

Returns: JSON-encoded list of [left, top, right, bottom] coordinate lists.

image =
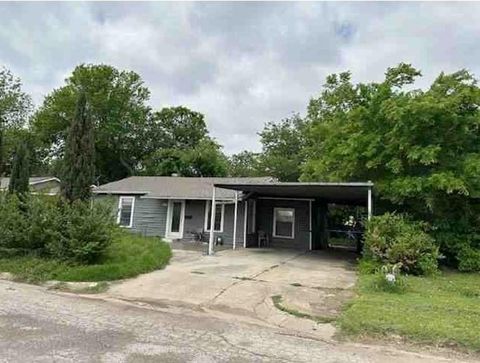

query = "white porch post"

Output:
[[309, 200, 313, 251], [208, 186, 216, 255], [232, 191, 238, 250], [243, 200, 248, 248], [367, 186, 373, 220]]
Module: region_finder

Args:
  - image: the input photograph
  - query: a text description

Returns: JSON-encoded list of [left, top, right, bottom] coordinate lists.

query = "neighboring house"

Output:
[[0, 176, 61, 195], [94, 176, 373, 252]]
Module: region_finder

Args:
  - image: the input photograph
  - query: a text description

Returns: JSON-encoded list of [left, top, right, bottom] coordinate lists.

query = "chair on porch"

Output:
[[257, 230, 271, 248], [187, 228, 206, 243]]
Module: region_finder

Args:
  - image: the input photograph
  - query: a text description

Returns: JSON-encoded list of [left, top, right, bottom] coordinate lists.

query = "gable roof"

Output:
[[0, 177, 60, 190], [93, 176, 275, 200]]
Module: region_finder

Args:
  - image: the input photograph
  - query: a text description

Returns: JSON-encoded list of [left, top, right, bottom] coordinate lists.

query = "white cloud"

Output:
[[0, 2, 479, 154]]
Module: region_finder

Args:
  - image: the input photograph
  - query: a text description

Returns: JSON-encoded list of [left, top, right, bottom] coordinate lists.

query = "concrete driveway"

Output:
[[107, 247, 357, 338]]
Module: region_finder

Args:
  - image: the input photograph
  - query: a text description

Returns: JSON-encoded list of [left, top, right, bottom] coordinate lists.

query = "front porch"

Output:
[[208, 181, 374, 255]]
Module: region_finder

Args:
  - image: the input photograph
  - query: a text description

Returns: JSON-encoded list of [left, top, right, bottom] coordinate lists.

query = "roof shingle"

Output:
[[93, 176, 274, 199]]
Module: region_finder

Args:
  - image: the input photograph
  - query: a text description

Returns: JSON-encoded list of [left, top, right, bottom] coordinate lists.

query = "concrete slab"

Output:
[[107, 247, 357, 338]]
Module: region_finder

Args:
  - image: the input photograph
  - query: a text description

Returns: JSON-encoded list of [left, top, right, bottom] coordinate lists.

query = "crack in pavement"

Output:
[[217, 333, 295, 363], [203, 251, 306, 307]]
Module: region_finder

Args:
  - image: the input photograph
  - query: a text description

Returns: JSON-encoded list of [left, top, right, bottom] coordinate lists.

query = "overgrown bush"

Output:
[[364, 213, 439, 275], [45, 200, 117, 264], [0, 194, 116, 264], [432, 218, 480, 272], [457, 247, 480, 272], [26, 196, 63, 254], [0, 194, 29, 255]]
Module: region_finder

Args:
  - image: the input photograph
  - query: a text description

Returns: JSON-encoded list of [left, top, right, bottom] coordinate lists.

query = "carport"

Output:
[[207, 182, 373, 255]]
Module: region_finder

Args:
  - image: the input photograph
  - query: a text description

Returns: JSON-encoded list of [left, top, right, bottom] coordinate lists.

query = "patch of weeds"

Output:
[[271, 295, 335, 324], [79, 282, 109, 294], [290, 282, 303, 287], [48, 282, 68, 291], [49, 281, 109, 294], [191, 271, 206, 275]]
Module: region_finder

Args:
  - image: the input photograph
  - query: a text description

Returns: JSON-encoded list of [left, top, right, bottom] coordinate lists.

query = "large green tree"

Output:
[[151, 106, 209, 149], [61, 90, 95, 202], [143, 139, 228, 177], [302, 63, 480, 267], [143, 106, 227, 177], [228, 150, 263, 177], [0, 67, 32, 176], [32, 64, 151, 183], [8, 141, 30, 195], [258, 114, 306, 181]]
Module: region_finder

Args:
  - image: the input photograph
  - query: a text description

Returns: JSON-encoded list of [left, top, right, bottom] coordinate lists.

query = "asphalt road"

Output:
[[0, 280, 470, 363]]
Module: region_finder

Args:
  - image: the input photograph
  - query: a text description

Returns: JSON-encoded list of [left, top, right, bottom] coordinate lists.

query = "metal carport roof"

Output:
[[214, 181, 373, 206]]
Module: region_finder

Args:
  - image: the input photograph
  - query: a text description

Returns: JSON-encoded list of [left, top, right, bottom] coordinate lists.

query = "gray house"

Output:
[[0, 176, 61, 195], [94, 176, 374, 253]]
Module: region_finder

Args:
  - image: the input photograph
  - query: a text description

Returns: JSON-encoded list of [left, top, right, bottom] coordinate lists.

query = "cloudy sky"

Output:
[[1, 2, 480, 154]]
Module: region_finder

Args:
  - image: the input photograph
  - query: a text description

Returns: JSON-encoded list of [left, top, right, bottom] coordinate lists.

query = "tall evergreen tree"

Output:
[[61, 90, 95, 202], [8, 141, 30, 195]]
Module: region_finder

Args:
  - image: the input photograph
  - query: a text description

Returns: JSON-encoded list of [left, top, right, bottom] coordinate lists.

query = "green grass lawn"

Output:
[[339, 270, 480, 351], [0, 233, 172, 283]]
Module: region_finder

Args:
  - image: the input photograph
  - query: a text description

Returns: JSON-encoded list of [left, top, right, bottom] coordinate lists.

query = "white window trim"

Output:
[[273, 207, 295, 239], [117, 196, 135, 228], [204, 201, 225, 233]]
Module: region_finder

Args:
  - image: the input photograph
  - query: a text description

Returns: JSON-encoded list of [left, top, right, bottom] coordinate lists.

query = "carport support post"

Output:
[[309, 200, 312, 251], [208, 187, 216, 256], [367, 185, 373, 220], [232, 191, 238, 250], [243, 200, 248, 248]]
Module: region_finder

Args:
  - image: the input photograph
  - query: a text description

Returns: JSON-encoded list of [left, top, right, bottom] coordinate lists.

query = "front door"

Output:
[[166, 200, 185, 239]]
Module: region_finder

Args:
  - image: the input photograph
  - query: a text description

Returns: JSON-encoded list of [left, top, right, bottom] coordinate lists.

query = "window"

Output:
[[204, 201, 225, 232], [273, 208, 295, 239], [118, 196, 135, 228]]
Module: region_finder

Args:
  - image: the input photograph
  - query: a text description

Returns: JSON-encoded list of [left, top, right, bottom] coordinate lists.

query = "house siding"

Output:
[[96, 195, 246, 245], [96, 194, 310, 249], [96, 195, 168, 237], [31, 180, 61, 195], [130, 198, 168, 237], [256, 198, 310, 250], [183, 199, 246, 246]]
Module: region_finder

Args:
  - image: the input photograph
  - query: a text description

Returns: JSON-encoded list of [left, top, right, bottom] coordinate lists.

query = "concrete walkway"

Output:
[[107, 247, 358, 339]]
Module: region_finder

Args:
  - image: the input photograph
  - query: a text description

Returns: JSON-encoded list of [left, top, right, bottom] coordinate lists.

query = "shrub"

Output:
[[357, 258, 381, 275], [25, 196, 62, 254], [45, 200, 117, 264], [457, 247, 480, 272], [0, 194, 117, 264], [0, 194, 29, 255], [364, 213, 439, 275], [433, 221, 480, 272]]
